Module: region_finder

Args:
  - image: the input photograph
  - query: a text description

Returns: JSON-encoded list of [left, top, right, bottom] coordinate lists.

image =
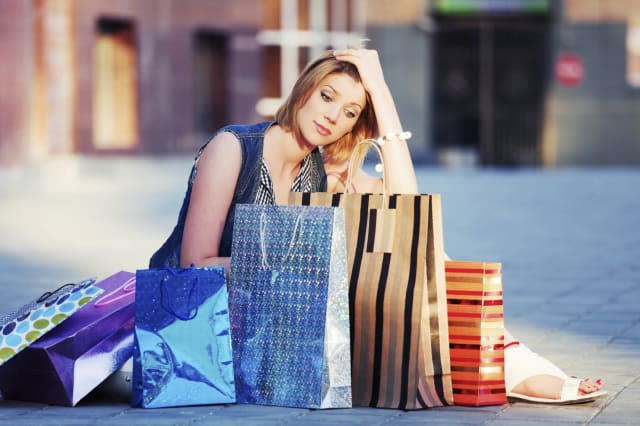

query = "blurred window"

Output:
[[93, 18, 139, 149], [256, 0, 365, 117], [193, 31, 229, 133], [627, 21, 640, 87]]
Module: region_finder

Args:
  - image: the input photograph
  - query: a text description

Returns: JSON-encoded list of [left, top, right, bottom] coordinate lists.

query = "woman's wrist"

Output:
[[376, 131, 412, 146]]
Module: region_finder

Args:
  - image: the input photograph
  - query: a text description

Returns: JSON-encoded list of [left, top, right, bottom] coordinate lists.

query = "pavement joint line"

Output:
[[286, 408, 317, 423], [380, 410, 416, 425], [585, 374, 640, 425], [602, 316, 640, 348], [96, 406, 130, 422], [489, 401, 513, 423], [552, 283, 591, 300], [186, 407, 226, 424]]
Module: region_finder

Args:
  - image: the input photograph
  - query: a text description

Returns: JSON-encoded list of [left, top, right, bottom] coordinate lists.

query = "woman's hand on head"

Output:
[[332, 49, 387, 94]]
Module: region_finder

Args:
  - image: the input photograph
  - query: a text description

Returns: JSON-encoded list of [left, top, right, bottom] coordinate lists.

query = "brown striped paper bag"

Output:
[[289, 190, 453, 409], [445, 261, 507, 406]]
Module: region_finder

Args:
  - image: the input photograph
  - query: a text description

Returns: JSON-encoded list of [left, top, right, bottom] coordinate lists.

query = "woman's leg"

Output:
[[504, 327, 605, 400]]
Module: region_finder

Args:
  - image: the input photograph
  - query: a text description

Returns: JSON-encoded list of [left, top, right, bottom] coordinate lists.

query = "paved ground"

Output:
[[0, 156, 638, 425]]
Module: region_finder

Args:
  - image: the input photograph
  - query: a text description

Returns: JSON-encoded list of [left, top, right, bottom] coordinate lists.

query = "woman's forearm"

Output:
[[368, 84, 419, 194], [333, 48, 420, 194]]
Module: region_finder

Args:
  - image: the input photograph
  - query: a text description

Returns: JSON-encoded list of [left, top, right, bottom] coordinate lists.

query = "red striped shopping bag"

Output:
[[445, 261, 507, 406]]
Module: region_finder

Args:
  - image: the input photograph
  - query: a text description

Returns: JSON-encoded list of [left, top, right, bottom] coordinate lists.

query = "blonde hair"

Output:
[[275, 51, 377, 163]]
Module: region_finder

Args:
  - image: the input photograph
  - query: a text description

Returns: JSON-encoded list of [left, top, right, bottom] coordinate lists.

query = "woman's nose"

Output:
[[325, 105, 340, 124]]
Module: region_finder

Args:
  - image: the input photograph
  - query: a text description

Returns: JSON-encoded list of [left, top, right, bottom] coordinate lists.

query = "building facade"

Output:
[[418, 0, 640, 166], [1, 0, 639, 166], [0, 0, 263, 164]]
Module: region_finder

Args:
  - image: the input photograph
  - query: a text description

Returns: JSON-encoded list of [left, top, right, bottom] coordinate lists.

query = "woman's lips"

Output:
[[314, 121, 331, 136]]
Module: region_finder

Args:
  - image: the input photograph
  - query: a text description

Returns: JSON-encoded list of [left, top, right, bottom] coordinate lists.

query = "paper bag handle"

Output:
[[345, 139, 389, 198]]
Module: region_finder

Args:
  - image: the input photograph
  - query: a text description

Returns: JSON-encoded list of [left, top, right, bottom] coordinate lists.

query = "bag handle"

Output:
[[36, 283, 77, 303], [94, 276, 136, 307], [259, 210, 304, 269], [160, 265, 200, 321], [345, 139, 389, 198]]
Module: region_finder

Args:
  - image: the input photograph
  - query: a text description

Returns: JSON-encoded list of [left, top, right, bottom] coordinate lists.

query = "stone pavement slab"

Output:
[[1, 158, 639, 425]]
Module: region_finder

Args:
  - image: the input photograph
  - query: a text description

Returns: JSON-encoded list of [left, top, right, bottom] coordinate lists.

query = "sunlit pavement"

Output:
[[0, 156, 638, 425]]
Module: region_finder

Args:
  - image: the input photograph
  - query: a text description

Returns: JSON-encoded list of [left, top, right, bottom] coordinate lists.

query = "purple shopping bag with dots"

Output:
[[0, 271, 135, 406]]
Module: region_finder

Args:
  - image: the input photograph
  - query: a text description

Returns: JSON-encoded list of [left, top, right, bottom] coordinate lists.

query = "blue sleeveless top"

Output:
[[149, 121, 327, 267]]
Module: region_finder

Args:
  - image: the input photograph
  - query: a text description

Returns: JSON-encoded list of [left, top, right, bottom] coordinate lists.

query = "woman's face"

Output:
[[296, 72, 366, 148]]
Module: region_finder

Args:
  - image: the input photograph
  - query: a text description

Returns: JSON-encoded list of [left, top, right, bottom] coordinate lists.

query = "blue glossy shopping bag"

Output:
[[230, 204, 351, 409], [132, 266, 235, 408]]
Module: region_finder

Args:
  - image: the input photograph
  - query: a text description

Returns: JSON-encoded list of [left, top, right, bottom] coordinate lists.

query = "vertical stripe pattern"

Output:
[[445, 261, 507, 406], [290, 192, 453, 409]]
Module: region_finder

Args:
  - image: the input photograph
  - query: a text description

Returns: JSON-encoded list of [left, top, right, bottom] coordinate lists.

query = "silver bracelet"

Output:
[[376, 131, 412, 146]]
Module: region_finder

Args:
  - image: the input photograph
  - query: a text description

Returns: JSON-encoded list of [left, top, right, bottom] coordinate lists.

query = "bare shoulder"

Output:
[[200, 131, 241, 161], [195, 132, 242, 179]]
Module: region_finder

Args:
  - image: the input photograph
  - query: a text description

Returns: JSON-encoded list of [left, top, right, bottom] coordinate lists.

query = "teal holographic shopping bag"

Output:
[[229, 204, 351, 409]]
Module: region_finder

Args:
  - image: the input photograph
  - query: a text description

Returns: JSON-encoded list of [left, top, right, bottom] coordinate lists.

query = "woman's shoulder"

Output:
[[217, 121, 275, 138], [196, 121, 273, 159], [194, 121, 276, 177], [190, 131, 243, 184]]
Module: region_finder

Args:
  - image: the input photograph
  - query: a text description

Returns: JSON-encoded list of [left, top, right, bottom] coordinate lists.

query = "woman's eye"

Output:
[[321, 91, 332, 102], [345, 110, 356, 119]]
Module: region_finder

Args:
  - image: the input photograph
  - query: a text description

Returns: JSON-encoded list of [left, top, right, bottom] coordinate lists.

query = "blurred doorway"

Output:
[[432, 16, 551, 166], [193, 31, 229, 135], [93, 18, 139, 150]]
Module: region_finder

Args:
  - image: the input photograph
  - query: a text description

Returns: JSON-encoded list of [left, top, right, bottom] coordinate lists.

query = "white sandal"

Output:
[[505, 342, 607, 405]]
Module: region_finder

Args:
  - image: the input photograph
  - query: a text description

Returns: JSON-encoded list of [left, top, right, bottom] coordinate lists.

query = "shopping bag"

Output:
[[132, 265, 235, 408], [289, 140, 453, 409], [0, 278, 102, 368], [93, 356, 132, 401], [229, 204, 351, 409], [445, 261, 506, 406], [0, 272, 135, 406]]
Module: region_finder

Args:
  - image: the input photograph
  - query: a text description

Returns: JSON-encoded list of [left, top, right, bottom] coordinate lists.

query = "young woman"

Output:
[[150, 48, 604, 405], [150, 49, 416, 270]]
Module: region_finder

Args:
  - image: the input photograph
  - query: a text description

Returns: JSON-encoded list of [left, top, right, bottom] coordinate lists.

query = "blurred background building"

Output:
[[1, 0, 639, 167]]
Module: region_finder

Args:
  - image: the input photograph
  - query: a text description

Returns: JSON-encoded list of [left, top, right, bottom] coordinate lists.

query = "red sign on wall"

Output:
[[555, 53, 584, 87]]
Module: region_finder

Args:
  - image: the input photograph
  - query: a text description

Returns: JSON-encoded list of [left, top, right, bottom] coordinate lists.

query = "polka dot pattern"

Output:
[[0, 279, 103, 366]]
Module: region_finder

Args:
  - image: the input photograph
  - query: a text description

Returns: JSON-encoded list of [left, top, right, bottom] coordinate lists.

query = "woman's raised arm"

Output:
[[333, 49, 419, 194]]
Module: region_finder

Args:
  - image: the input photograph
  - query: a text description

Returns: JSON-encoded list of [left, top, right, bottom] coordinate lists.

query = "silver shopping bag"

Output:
[[229, 204, 351, 409]]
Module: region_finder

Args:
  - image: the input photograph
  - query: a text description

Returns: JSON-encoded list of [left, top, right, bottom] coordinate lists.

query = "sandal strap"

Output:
[[504, 341, 521, 350], [560, 377, 581, 401]]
